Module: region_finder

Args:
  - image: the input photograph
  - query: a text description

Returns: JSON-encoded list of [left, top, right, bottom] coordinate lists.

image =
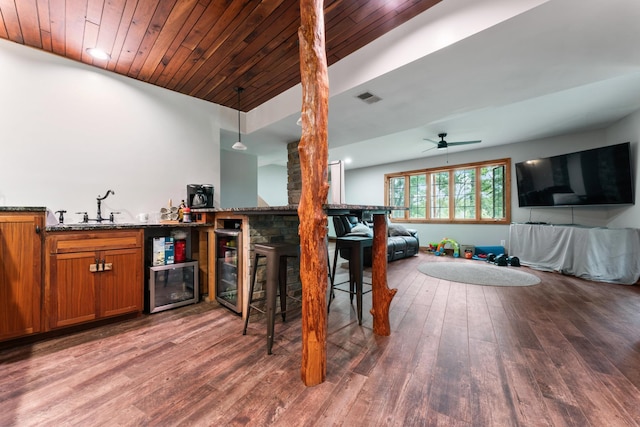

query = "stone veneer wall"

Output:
[[287, 140, 301, 205], [247, 214, 301, 300]]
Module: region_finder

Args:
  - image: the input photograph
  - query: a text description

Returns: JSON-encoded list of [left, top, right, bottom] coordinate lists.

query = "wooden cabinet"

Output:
[[0, 211, 44, 341], [46, 230, 143, 329]]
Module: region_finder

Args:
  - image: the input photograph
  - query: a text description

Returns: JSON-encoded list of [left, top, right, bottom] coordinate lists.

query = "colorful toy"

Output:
[[434, 238, 460, 257]]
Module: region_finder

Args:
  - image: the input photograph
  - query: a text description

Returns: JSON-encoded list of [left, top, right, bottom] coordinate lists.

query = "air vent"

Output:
[[356, 91, 382, 104]]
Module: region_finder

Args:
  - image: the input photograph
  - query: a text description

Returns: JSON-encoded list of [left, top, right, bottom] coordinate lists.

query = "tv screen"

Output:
[[515, 142, 634, 207]]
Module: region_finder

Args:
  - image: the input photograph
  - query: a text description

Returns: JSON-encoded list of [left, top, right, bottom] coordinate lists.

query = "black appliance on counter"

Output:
[[187, 184, 214, 208]]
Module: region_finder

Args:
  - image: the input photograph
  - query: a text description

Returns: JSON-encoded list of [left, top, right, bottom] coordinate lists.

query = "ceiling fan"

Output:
[[423, 133, 481, 151]]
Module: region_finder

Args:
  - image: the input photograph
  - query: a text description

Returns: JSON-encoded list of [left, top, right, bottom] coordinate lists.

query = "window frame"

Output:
[[385, 158, 511, 224]]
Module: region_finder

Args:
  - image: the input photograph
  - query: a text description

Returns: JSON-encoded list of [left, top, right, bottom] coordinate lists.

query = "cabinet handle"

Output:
[[89, 258, 101, 273], [35, 225, 41, 234], [89, 259, 113, 273]]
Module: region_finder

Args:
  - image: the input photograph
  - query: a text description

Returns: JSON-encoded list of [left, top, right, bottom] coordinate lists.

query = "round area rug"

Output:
[[418, 262, 541, 287]]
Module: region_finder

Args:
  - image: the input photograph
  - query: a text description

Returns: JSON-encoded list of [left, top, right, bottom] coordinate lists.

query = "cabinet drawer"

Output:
[[48, 230, 142, 254]]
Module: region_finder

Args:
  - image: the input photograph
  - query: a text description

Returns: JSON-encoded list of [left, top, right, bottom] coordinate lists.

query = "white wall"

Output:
[[220, 150, 258, 208], [345, 114, 640, 250], [605, 109, 640, 229], [0, 39, 225, 223], [257, 165, 288, 206]]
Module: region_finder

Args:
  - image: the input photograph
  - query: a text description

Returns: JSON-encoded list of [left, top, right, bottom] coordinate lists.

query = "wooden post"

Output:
[[297, 0, 329, 386], [370, 214, 397, 335]]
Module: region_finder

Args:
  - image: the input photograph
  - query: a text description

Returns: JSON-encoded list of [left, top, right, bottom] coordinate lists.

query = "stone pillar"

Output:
[[287, 140, 301, 205]]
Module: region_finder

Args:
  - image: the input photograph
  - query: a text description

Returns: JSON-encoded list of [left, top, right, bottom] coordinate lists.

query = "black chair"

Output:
[[329, 232, 372, 325]]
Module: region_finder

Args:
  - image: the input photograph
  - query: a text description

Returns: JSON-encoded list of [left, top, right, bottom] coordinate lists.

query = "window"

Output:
[[385, 158, 511, 224]]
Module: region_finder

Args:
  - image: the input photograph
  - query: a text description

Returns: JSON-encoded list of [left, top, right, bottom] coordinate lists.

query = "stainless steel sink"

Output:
[[51, 222, 137, 229]]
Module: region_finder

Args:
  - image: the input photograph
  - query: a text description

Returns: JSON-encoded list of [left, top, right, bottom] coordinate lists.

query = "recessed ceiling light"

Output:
[[344, 158, 352, 164], [86, 48, 111, 60]]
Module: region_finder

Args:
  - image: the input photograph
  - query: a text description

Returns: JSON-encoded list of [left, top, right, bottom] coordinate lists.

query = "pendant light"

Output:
[[232, 87, 247, 151]]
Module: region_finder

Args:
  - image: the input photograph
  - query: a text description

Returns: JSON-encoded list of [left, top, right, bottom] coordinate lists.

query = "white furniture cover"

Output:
[[509, 223, 640, 285]]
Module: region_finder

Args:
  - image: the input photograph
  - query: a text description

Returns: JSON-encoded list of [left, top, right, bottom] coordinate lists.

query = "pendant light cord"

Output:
[[237, 87, 244, 142]]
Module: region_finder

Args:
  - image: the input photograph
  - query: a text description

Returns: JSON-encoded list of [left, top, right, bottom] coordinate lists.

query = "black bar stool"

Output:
[[243, 242, 299, 354], [329, 235, 373, 324]]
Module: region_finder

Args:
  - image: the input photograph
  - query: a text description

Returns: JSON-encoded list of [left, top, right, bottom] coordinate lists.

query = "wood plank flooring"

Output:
[[2, 252, 640, 426]]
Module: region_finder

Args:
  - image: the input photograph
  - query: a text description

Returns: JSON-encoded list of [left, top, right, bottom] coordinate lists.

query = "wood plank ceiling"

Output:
[[0, 0, 441, 112]]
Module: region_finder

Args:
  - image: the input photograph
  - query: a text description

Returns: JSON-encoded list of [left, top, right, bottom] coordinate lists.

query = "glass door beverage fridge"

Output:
[[147, 261, 199, 313], [214, 229, 242, 313]]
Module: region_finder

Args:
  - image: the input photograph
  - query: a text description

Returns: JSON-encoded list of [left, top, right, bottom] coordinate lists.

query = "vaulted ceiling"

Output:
[[0, 0, 440, 112]]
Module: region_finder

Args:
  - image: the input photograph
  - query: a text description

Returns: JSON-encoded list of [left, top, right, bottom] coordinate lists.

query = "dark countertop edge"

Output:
[[192, 204, 405, 215], [0, 206, 48, 212], [45, 222, 215, 232]]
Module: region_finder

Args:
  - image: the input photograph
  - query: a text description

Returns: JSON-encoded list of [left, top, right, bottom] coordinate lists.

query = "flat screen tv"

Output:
[[515, 142, 634, 207]]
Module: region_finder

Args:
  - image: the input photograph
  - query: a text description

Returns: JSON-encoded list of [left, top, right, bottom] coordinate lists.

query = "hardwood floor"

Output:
[[2, 252, 640, 426]]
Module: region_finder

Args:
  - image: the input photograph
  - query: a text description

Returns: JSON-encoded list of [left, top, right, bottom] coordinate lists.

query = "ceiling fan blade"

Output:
[[422, 146, 437, 153], [423, 138, 439, 144], [447, 140, 482, 146]]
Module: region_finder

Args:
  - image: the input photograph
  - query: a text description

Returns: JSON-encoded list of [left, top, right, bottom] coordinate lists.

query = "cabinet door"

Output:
[[49, 252, 98, 328], [0, 213, 43, 340], [99, 248, 142, 318]]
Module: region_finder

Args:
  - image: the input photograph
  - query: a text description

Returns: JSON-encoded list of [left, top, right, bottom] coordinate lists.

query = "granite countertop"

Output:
[[0, 206, 48, 212], [0, 206, 215, 231], [45, 222, 214, 232], [193, 204, 404, 215]]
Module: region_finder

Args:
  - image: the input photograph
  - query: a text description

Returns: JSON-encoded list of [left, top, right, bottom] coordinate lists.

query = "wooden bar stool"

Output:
[[328, 235, 373, 324], [243, 242, 299, 354]]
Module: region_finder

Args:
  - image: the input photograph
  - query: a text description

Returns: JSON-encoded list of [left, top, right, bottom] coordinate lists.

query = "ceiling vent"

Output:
[[356, 91, 382, 104]]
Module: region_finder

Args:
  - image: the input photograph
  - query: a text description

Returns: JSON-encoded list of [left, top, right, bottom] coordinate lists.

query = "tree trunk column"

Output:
[[371, 214, 397, 335], [297, 0, 329, 387]]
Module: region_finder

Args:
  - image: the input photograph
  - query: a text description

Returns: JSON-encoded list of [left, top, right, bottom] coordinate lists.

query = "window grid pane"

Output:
[[389, 177, 405, 219], [409, 174, 427, 218], [480, 165, 505, 219], [454, 169, 476, 219], [430, 172, 449, 219]]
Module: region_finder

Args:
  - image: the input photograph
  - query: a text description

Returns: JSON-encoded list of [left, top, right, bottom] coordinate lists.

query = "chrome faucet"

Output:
[[95, 189, 115, 222]]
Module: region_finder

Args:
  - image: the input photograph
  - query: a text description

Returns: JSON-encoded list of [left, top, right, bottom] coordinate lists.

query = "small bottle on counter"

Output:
[[178, 200, 186, 222], [183, 206, 191, 223]]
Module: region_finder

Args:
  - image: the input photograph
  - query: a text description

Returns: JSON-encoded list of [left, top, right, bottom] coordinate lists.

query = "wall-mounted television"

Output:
[[515, 142, 634, 208]]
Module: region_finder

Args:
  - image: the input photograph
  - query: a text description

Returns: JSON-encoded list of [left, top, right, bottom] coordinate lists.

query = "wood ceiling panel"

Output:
[[14, 0, 41, 48], [114, 1, 160, 75], [0, 0, 22, 42], [137, 0, 200, 82], [194, 1, 297, 101], [65, 0, 89, 60], [175, 1, 265, 96], [0, 0, 441, 111], [48, 0, 67, 55], [86, 0, 105, 24], [128, 0, 180, 79], [105, 0, 136, 72], [81, 21, 100, 63], [36, 0, 52, 51]]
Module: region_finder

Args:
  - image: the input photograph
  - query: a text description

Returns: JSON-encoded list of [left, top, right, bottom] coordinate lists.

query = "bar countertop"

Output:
[[192, 204, 403, 215], [0, 206, 48, 212]]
